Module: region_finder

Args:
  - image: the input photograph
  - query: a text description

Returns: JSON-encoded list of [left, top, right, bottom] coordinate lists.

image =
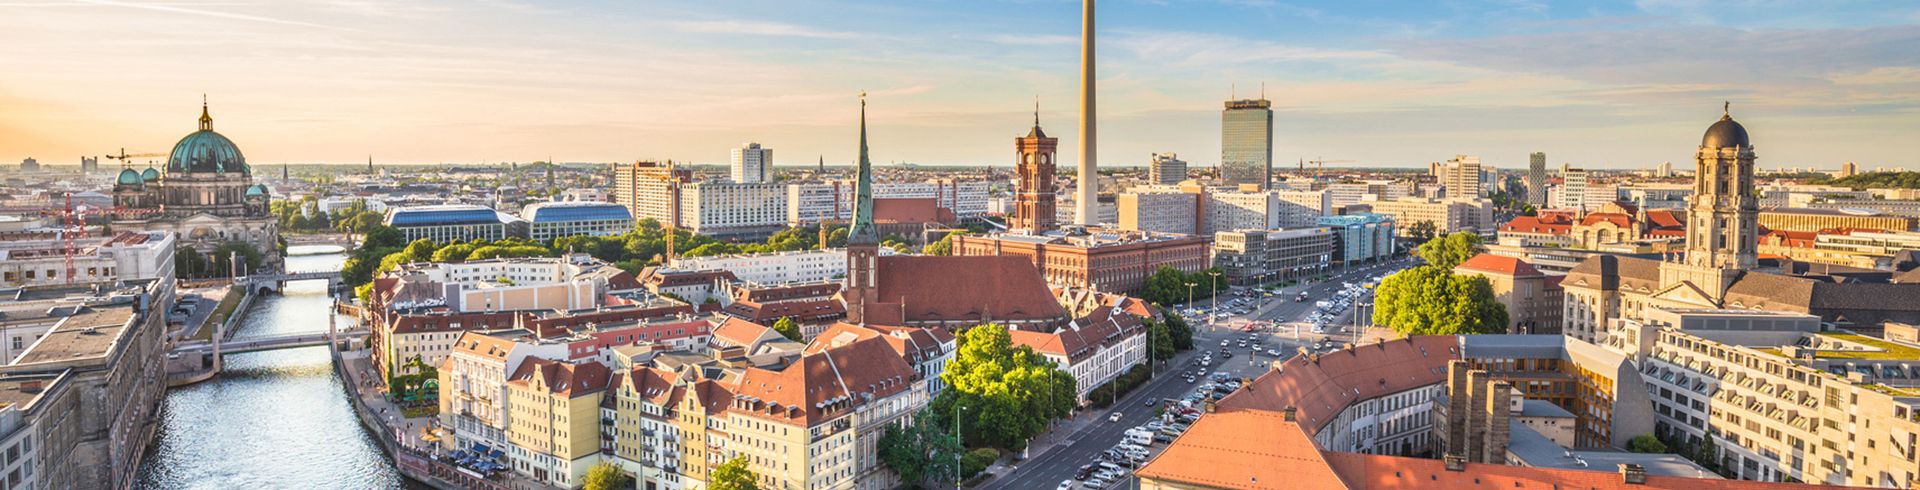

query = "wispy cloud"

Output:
[[71, 0, 346, 30], [666, 19, 871, 40]]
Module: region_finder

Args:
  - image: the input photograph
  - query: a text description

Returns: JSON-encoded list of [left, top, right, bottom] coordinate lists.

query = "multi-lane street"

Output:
[[985, 257, 1419, 489]]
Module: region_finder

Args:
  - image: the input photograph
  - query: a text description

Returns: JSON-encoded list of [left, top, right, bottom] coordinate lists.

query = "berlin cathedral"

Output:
[[113, 102, 281, 271]]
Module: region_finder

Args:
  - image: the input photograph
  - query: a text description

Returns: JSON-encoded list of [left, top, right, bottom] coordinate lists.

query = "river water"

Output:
[[135, 246, 415, 489]]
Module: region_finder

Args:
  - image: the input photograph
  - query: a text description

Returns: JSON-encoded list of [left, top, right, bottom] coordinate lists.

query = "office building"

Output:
[[1319, 214, 1397, 266], [0, 280, 172, 489], [520, 201, 633, 241], [1013, 116, 1059, 232], [1434, 155, 1485, 199], [673, 181, 789, 238], [385, 204, 526, 243], [729, 142, 771, 184], [0, 231, 175, 286], [1213, 227, 1335, 286], [1528, 152, 1548, 207], [1756, 207, 1915, 233], [1150, 152, 1188, 185], [1221, 98, 1274, 190]]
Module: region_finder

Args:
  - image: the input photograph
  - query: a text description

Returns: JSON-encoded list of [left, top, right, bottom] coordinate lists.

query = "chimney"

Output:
[[1204, 399, 1217, 414], [1282, 406, 1296, 422], [1443, 454, 1466, 472], [1619, 464, 1647, 484]]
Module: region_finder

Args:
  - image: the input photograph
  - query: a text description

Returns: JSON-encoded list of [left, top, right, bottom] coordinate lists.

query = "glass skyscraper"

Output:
[[1220, 98, 1273, 189]]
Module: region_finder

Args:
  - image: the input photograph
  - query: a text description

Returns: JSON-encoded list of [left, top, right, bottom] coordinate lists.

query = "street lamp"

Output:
[[954, 405, 968, 490], [1207, 271, 1221, 332], [1184, 282, 1196, 310]]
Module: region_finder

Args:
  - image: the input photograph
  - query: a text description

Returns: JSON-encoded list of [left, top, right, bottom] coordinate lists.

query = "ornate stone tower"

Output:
[[1685, 103, 1759, 271], [844, 94, 881, 324], [1013, 106, 1059, 232]]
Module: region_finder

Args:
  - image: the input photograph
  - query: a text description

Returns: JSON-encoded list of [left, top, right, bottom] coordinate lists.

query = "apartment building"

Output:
[[1364, 197, 1494, 235], [1454, 254, 1564, 334], [612, 160, 694, 229], [676, 182, 789, 239], [1117, 192, 1199, 235], [670, 248, 884, 286], [1434, 155, 1486, 199], [377, 255, 639, 313], [1008, 305, 1149, 405], [506, 358, 614, 487], [1218, 336, 1460, 456], [1149, 152, 1188, 185]]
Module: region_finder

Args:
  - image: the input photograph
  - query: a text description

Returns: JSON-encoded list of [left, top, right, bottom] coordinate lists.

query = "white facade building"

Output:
[[786, 180, 989, 225], [677, 182, 788, 237], [669, 248, 898, 286], [0, 231, 175, 287]]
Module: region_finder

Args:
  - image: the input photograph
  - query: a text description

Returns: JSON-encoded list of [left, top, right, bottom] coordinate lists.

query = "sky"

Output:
[[1, 0, 1917, 171]]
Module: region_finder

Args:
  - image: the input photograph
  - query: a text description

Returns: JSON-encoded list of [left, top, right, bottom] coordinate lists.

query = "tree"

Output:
[[582, 461, 632, 490], [209, 241, 264, 277], [1406, 220, 1438, 244], [1371, 265, 1509, 336], [924, 232, 956, 256], [1417, 231, 1482, 269], [1149, 318, 1176, 361], [708, 455, 760, 490], [1141, 266, 1191, 306], [877, 415, 961, 487], [960, 448, 998, 479], [174, 247, 209, 278], [1628, 434, 1668, 453], [772, 317, 802, 341], [931, 324, 1078, 450], [1159, 307, 1194, 350]]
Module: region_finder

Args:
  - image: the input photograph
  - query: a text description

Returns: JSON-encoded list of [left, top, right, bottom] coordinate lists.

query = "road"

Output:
[[986, 257, 1420, 489]]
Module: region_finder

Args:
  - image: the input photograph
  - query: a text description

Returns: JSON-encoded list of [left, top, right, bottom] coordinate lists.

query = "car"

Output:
[[1076, 464, 1097, 480], [1060, 480, 1077, 490], [1220, 351, 1233, 359], [1109, 412, 1124, 422], [1267, 348, 1281, 357], [1144, 398, 1156, 407], [1220, 339, 1230, 346]]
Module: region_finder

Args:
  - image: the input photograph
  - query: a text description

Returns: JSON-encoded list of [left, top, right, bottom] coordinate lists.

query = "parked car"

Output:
[[1059, 480, 1076, 490]]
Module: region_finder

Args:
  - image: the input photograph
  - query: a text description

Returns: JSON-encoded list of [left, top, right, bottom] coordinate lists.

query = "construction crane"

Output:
[[105, 148, 165, 166], [1308, 157, 1357, 180], [58, 194, 88, 284]]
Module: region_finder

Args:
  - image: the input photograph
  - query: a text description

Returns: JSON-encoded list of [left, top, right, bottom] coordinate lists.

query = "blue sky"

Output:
[[2, 0, 1917, 170]]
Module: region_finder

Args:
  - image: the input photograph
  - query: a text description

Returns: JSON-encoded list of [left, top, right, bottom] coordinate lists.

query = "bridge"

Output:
[[285, 233, 360, 248], [238, 270, 345, 294], [177, 330, 370, 355]]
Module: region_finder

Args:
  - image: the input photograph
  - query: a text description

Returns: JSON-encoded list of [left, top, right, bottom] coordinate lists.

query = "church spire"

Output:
[[848, 92, 877, 244], [198, 95, 213, 132]]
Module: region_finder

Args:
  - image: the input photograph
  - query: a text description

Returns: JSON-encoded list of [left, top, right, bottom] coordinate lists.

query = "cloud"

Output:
[[1391, 24, 1920, 87], [666, 19, 872, 40], [70, 0, 346, 30]]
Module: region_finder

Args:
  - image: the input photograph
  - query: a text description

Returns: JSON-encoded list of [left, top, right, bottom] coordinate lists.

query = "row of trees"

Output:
[[1815, 171, 1920, 190], [1370, 232, 1509, 336], [174, 241, 265, 279], [271, 196, 385, 234], [1139, 266, 1226, 307]]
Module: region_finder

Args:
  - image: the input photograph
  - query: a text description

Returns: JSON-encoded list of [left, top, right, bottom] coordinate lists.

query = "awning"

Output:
[[489, 449, 505, 460], [472, 443, 490, 454]]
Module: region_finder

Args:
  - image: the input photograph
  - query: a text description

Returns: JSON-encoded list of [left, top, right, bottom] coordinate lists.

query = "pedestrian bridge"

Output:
[[238, 270, 345, 294], [177, 329, 370, 356]]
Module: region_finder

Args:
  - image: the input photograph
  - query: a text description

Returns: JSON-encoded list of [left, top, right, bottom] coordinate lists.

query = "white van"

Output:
[[1124, 428, 1154, 446]]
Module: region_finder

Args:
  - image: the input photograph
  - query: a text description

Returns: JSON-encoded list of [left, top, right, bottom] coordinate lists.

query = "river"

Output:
[[135, 246, 417, 489]]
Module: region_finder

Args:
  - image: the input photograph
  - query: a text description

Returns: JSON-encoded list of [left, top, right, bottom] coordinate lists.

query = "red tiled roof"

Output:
[[806, 322, 953, 366], [1645, 209, 1684, 229], [1580, 212, 1632, 228], [711, 317, 780, 348], [507, 357, 613, 398], [1498, 216, 1571, 235], [731, 335, 917, 425], [866, 256, 1068, 325], [724, 298, 846, 324], [1324, 450, 1871, 490], [1135, 410, 1347, 490], [1217, 336, 1459, 433], [1455, 253, 1542, 277]]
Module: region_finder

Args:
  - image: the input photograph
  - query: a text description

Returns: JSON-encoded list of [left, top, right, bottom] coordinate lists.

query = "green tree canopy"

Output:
[[1148, 317, 1175, 361], [708, 455, 760, 490], [1417, 231, 1483, 270], [924, 232, 956, 256], [1628, 433, 1669, 453], [1371, 265, 1509, 336], [1140, 266, 1223, 306], [772, 317, 802, 341], [582, 461, 632, 490], [931, 324, 1077, 450], [877, 415, 961, 486], [1406, 220, 1438, 244], [1158, 307, 1194, 351]]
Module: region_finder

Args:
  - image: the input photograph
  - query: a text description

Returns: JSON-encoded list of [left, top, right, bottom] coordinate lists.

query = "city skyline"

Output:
[[3, 1, 1918, 170]]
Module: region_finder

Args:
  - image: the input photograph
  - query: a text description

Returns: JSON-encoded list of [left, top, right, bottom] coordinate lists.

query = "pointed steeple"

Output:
[[198, 95, 213, 132], [848, 92, 878, 244], [1027, 96, 1048, 139]]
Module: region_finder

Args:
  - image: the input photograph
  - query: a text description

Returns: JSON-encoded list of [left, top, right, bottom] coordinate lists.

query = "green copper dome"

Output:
[[167, 103, 249, 175], [245, 184, 267, 196], [117, 168, 143, 185], [141, 167, 160, 182]]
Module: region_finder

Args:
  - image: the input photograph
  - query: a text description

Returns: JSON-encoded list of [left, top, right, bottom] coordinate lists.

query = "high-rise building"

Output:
[[1221, 98, 1274, 190], [730, 142, 772, 184], [1840, 160, 1858, 178], [1433, 154, 1484, 199], [1013, 113, 1058, 232], [1558, 165, 1590, 210], [1148, 152, 1186, 185], [1526, 152, 1547, 207], [80, 156, 98, 173], [611, 160, 691, 228], [1655, 161, 1674, 178]]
